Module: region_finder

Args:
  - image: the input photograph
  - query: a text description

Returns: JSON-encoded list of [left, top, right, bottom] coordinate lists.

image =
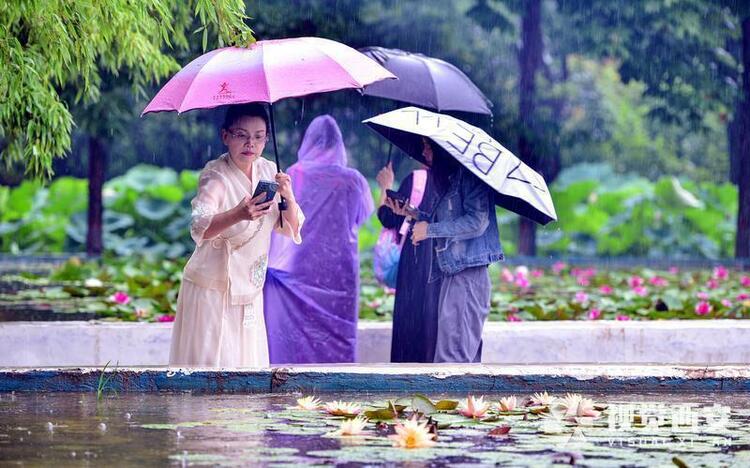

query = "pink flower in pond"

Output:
[[588, 308, 602, 320], [695, 301, 712, 316], [668, 267, 680, 274], [628, 276, 644, 289], [552, 261, 567, 275], [574, 291, 589, 303], [577, 276, 590, 287], [697, 292, 710, 300], [531, 269, 544, 278], [616, 315, 631, 321], [721, 299, 733, 308], [706, 279, 719, 290], [367, 298, 384, 309], [109, 291, 131, 305], [737, 293, 750, 301], [741, 276, 750, 288], [515, 276, 530, 289], [713, 266, 729, 281], [501, 268, 515, 283], [515, 266, 529, 279], [599, 285, 613, 295], [649, 276, 668, 287], [384, 286, 396, 295], [157, 315, 175, 322], [632, 286, 648, 297], [507, 313, 522, 322]]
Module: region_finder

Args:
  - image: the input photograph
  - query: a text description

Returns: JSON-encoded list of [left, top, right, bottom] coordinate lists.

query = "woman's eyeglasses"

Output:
[[228, 129, 269, 144]]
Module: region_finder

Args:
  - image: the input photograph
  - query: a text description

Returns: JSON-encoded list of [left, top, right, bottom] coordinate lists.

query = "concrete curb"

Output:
[[3, 320, 750, 366], [2, 365, 749, 393]]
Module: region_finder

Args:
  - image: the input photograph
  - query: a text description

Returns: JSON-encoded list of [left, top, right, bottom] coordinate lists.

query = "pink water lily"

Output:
[[507, 313, 522, 322], [588, 308, 602, 320], [574, 291, 588, 303], [552, 261, 567, 275], [695, 301, 712, 316], [515, 266, 529, 278], [706, 279, 719, 290], [713, 266, 729, 281], [389, 416, 436, 449], [531, 269, 544, 278], [738, 293, 750, 301], [721, 299, 732, 308], [562, 394, 601, 419], [157, 315, 175, 322], [741, 276, 750, 288], [697, 292, 710, 300], [496, 396, 518, 412], [649, 276, 668, 287], [109, 291, 131, 305], [628, 276, 644, 288], [599, 285, 613, 295], [616, 315, 630, 321], [458, 395, 490, 419], [632, 286, 648, 296], [515, 276, 530, 289], [668, 266, 680, 274], [501, 268, 515, 283]]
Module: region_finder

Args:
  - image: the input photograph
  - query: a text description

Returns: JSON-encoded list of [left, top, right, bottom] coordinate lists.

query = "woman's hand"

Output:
[[411, 221, 429, 245], [275, 172, 295, 201], [235, 193, 274, 221], [384, 197, 418, 218], [376, 163, 394, 190]]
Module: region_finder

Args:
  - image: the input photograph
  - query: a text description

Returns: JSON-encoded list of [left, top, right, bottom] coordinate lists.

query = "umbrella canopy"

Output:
[[359, 46, 493, 115], [142, 37, 395, 114], [363, 107, 557, 225]]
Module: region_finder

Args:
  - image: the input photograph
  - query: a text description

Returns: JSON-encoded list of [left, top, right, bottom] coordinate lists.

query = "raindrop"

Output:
[[98, 423, 107, 432], [176, 430, 183, 439], [124, 413, 131, 420], [46, 422, 54, 432], [70, 452, 76, 458]]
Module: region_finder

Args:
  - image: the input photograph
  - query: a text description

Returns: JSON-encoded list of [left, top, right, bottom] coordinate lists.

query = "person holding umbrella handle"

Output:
[[169, 103, 304, 368]]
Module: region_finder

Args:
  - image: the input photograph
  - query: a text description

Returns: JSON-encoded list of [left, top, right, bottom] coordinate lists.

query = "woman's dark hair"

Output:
[[222, 103, 270, 131], [429, 140, 460, 194]]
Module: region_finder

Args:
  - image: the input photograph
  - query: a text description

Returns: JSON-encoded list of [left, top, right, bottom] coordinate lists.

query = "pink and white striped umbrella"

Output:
[[142, 37, 396, 115]]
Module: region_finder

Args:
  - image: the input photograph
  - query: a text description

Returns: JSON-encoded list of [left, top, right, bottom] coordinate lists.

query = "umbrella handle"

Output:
[[268, 104, 287, 227]]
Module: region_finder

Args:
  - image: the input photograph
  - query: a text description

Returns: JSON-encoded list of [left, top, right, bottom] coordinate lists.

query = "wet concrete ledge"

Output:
[[1, 365, 749, 394]]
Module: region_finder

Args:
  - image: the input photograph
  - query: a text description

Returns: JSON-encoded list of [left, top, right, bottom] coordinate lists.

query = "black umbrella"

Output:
[[359, 46, 493, 115]]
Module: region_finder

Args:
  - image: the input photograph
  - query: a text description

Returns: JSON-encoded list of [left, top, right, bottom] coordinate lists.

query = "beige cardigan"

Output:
[[183, 154, 304, 305]]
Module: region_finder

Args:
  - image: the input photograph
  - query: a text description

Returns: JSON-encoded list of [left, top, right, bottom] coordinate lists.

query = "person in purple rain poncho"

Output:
[[263, 115, 374, 363]]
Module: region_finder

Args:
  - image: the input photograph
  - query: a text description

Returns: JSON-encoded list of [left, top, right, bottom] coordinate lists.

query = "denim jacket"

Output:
[[424, 168, 503, 276]]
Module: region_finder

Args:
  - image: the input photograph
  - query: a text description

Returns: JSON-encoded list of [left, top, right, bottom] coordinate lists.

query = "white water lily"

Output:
[[562, 393, 600, 419], [295, 396, 321, 410], [496, 395, 518, 412], [84, 278, 103, 288], [389, 416, 436, 449], [530, 391, 554, 406], [336, 415, 368, 436], [324, 401, 361, 416]]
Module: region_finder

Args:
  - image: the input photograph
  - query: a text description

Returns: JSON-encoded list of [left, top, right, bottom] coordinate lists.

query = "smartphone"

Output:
[[252, 180, 279, 204], [386, 189, 408, 205]]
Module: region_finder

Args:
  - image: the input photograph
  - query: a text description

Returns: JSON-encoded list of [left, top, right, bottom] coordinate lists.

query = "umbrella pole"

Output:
[[268, 103, 287, 226], [386, 143, 393, 165]]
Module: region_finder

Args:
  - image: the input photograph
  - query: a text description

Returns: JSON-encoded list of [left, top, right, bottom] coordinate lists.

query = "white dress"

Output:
[[169, 154, 304, 367]]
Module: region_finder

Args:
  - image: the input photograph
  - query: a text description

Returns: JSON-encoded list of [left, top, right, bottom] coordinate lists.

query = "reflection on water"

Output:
[[1, 392, 749, 466]]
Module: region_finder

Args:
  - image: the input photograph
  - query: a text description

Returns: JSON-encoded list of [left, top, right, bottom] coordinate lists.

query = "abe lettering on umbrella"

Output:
[[404, 108, 543, 192]]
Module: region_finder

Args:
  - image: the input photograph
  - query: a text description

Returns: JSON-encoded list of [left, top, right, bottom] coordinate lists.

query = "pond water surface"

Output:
[[1, 391, 749, 466]]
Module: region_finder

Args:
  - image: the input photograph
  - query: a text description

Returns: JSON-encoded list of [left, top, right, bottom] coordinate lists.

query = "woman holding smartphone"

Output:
[[169, 103, 304, 368]]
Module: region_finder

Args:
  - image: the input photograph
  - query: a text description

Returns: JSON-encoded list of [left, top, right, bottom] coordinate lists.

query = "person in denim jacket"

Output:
[[411, 138, 503, 363]]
